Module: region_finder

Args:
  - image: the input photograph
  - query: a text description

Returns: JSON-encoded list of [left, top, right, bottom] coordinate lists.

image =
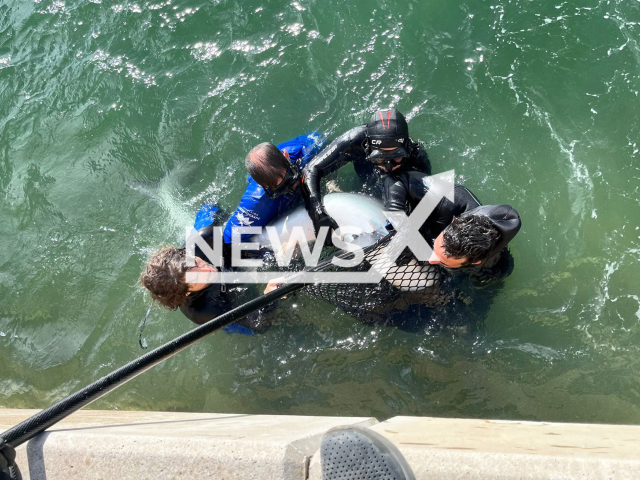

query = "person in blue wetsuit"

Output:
[[222, 133, 323, 251], [140, 133, 323, 335]]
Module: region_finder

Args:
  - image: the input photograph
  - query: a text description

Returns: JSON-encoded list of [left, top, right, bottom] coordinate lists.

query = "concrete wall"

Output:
[[309, 416, 640, 480], [0, 409, 376, 480], [3, 409, 640, 479]]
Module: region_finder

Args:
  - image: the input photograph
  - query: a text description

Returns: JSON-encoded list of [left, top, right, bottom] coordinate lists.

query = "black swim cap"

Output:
[[365, 108, 410, 161]]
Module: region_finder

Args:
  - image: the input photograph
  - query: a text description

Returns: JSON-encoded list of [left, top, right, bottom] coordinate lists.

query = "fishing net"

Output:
[[303, 233, 453, 319]]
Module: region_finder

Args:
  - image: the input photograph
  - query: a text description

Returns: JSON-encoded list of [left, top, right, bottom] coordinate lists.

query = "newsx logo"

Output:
[[185, 171, 455, 285]]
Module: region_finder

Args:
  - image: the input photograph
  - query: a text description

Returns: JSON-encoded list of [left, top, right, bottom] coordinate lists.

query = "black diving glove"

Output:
[[309, 205, 339, 246], [0, 441, 15, 471], [0, 440, 21, 480]]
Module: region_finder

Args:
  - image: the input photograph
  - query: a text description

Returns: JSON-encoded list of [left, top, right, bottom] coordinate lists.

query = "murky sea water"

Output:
[[1, 0, 640, 423]]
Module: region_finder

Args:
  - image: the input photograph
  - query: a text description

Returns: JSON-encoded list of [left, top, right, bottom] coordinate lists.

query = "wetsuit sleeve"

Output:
[[395, 172, 481, 239], [423, 184, 482, 235], [302, 125, 367, 214], [277, 132, 325, 169], [382, 173, 410, 212]]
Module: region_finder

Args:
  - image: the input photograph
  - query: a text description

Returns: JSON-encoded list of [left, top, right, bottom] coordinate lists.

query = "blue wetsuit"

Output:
[[187, 133, 323, 335], [222, 133, 324, 244]]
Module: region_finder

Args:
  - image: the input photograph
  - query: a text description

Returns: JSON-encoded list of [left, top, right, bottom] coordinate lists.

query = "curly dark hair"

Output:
[[140, 246, 191, 310], [442, 215, 501, 264]]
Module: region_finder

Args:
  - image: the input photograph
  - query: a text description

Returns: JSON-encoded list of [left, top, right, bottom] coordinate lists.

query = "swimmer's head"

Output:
[[140, 246, 217, 309], [365, 108, 410, 171], [245, 142, 299, 199], [429, 215, 501, 268]]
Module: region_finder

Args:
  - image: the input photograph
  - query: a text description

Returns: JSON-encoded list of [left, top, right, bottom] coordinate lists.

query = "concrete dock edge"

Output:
[[0, 409, 377, 480], [3, 410, 640, 479], [308, 416, 640, 480]]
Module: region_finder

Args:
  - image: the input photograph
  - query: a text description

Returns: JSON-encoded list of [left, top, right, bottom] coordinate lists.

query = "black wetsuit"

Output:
[[302, 125, 430, 218], [180, 282, 234, 324], [382, 171, 521, 279]]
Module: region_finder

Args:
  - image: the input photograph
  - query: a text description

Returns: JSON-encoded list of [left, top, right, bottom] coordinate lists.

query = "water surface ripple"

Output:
[[1, 0, 640, 423]]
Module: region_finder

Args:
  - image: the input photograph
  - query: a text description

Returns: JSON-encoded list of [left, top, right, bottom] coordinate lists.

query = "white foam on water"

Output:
[[127, 165, 203, 240], [499, 72, 594, 226]]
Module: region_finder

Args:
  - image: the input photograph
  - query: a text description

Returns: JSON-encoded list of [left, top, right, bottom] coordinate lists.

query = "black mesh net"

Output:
[[303, 233, 453, 320]]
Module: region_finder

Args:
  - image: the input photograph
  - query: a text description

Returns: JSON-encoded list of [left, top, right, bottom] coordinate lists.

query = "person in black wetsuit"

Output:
[[302, 108, 430, 242], [382, 170, 521, 280], [140, 242, 272, 334]]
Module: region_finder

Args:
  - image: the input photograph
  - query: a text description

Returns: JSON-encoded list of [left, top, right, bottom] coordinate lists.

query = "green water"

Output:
[[1, 0, 640, 424]]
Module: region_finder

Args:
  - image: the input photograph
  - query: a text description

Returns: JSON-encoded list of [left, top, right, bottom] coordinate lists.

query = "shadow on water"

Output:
[[19, 163, 62, 229]]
